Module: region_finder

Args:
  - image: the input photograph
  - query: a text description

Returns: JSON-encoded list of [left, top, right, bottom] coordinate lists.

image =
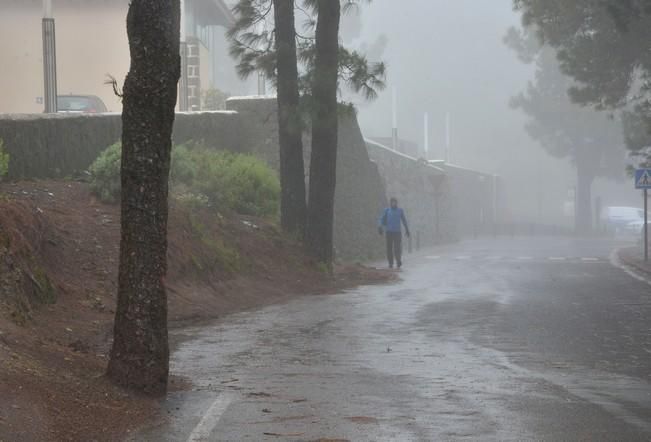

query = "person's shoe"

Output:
[[397, 261, 402, 269], [389, 263, 394, 269]]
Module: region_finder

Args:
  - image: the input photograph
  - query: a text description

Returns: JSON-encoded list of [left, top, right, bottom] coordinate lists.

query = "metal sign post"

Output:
[[635, 169, 651, 261], [646, 189, 648, 262]]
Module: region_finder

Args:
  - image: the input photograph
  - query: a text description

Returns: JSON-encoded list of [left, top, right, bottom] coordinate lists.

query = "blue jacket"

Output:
[[379, 207, 410, 234]]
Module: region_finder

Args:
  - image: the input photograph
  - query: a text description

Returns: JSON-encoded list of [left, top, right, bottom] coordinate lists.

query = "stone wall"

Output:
[[0, 113, 122, 180], [366, 141, 501, 243], [366, 140, 454, 246], [227, 97, 386, 260], [0, 99, 497, 259], [331, 117, 387, 260], [0, 100, 387, 259], [0, 111, 243, 180], [174, 111, 243, 152]]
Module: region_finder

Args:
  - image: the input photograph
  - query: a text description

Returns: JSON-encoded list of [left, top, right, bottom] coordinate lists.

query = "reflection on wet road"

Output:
[[137, 238, 651, 441]]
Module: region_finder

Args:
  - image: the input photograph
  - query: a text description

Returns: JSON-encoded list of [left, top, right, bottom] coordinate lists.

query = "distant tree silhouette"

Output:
[[506, 28, 624, 233]]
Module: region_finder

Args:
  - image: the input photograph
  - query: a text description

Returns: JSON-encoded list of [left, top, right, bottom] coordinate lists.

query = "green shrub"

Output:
[[170, 143, 198, 187], [188, 147, 280, 217], [88, 141, 280, 218], [89, 142, 121, 203], [0, 139, 9, 181]]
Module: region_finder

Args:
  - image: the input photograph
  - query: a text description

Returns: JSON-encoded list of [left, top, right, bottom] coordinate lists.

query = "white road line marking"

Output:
[[581, 257, 599, 262], [187, 393, 235, 442], [486, 256, 502, 260], [517, 256, 534, 260], [610, 250, 651, 285], [549, 257, 567, 261], [455, 256, 471, 260]]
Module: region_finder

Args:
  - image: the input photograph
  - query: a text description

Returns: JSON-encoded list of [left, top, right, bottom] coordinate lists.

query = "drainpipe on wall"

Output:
[[42, 0, 58, 113]]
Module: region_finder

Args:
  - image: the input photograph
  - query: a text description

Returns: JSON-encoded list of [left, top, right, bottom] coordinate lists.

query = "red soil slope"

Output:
[[0, 180, 393, 441]]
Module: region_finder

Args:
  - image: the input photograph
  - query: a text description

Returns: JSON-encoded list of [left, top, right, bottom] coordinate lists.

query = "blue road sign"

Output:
[[636, 169, 651, 189]]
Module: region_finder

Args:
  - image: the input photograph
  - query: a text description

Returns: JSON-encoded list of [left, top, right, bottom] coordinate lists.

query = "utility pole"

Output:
[[645, 189, 649, 261], [42, 0, 58, 113], [179, 0, 189, 111], [258, 72, 266, 95], [423, 112, 429, 160], [392, 87, 398, 151], [256, 21, 267, 96], [445, 111, 451, 163]]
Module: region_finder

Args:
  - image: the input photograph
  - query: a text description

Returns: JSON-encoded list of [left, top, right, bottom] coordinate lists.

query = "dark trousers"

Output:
[[386, 231, 402, 267]]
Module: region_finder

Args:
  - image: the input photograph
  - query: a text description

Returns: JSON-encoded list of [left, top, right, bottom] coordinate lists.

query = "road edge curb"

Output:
[[610, 248, 651, 285]]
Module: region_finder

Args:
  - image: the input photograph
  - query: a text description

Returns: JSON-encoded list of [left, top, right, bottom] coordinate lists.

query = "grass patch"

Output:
[[188, 213, 241, 274], [28, 260, 57, 305], [0, 139, 9, 181]]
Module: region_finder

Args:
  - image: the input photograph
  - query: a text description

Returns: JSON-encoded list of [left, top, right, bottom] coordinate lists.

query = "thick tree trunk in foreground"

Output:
[[107, 0, 180, 395], [274, 0, 307, 237], [305, 0, 341, 266]]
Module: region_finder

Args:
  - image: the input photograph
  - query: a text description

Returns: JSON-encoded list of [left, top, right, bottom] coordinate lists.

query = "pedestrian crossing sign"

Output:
[[636, 169, 651, 189]]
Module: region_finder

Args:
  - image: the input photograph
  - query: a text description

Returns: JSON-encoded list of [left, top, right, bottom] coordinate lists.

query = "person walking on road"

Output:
[[378, 197, 410, 269]]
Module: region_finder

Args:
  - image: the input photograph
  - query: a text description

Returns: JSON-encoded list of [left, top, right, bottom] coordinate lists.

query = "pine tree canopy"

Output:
[[513, 0, 651, 165], [227, 0, 386, 104]]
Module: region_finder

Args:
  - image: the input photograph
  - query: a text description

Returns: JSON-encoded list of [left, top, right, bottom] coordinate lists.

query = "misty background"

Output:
[[337, 0, 639, 226], [9, 0, 637, 227]]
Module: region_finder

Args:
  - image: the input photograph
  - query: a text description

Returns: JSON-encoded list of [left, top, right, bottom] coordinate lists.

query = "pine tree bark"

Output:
[[107, 0, 180, 395], [274, 0, 307, 236], [305, 0, 340, 266]]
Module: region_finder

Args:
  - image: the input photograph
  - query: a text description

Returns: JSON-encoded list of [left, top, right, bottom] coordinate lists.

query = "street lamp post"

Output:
[[445, 112, 451, 163], [423, 112, 429, 160], [42, 0, 58, 113], [179, 0, 189, 111], [391, 87, 398, 151]]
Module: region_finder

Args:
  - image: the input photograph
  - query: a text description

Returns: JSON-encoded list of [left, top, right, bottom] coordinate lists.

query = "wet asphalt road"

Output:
[[136, 237, 651, 441]]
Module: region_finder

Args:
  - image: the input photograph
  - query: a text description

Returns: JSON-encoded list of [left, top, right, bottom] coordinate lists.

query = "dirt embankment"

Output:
[[0, 180, 393, 442]]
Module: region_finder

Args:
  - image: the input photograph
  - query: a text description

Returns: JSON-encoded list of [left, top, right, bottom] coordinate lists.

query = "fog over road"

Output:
[[138, 237, 651, 441]]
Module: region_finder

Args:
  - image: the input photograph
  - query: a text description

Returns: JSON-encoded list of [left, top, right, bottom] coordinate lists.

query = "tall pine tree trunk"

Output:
[[107, 0, 180, 395], [305, 0, 340, 266], [575, 163, 594, 235], [274, 0, 307, 236]]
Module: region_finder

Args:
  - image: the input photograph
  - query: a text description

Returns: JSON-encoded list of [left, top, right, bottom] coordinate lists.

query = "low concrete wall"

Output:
[[174, 111, 244, 153], [366, 141, 502, 243], [0, 113, 122, 179], [227, 97, 386, 260], [0, 101, 387, 259], [366, 140, 454, 245], [0, 111, 243, 180], [0, 100, 498, 259], [332, 117, 387, 260]]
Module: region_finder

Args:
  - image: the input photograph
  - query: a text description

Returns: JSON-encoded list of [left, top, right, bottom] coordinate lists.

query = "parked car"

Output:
[[601, 206, 646, 237], [57, 95, 108, 113]]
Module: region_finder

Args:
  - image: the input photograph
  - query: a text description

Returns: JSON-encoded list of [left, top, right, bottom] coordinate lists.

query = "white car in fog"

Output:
[[601, 206, 646, 237]]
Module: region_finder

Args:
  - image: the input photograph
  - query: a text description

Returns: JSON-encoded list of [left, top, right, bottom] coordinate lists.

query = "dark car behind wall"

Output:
[[57, 95, 108, 113]]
